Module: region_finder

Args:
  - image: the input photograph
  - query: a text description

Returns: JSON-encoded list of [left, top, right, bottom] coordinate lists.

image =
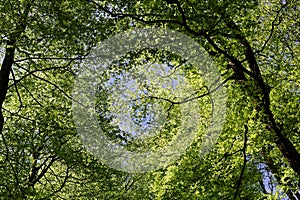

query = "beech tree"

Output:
[[0, 0, 299, 199]]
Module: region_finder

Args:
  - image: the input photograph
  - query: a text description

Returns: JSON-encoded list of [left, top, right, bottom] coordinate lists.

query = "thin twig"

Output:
[[255, 2, 288, 54]]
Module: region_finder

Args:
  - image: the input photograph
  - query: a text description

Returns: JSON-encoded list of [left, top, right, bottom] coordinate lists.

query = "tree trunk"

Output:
[[0, 1, 31, 134], [223, 15, 300, 179], [0, 40, 15, 133]]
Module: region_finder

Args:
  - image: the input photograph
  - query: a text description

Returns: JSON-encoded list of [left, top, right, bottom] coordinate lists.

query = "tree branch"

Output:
[[234, 125, 248, 200], [255, 2, 288, 54]]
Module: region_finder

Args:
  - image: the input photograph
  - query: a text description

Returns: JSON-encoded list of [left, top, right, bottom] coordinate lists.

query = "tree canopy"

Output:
[[0, 0, 299, 199]]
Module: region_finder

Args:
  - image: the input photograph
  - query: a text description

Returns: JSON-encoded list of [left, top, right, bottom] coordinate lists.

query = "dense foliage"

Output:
[[0, 0, 299, 199]]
